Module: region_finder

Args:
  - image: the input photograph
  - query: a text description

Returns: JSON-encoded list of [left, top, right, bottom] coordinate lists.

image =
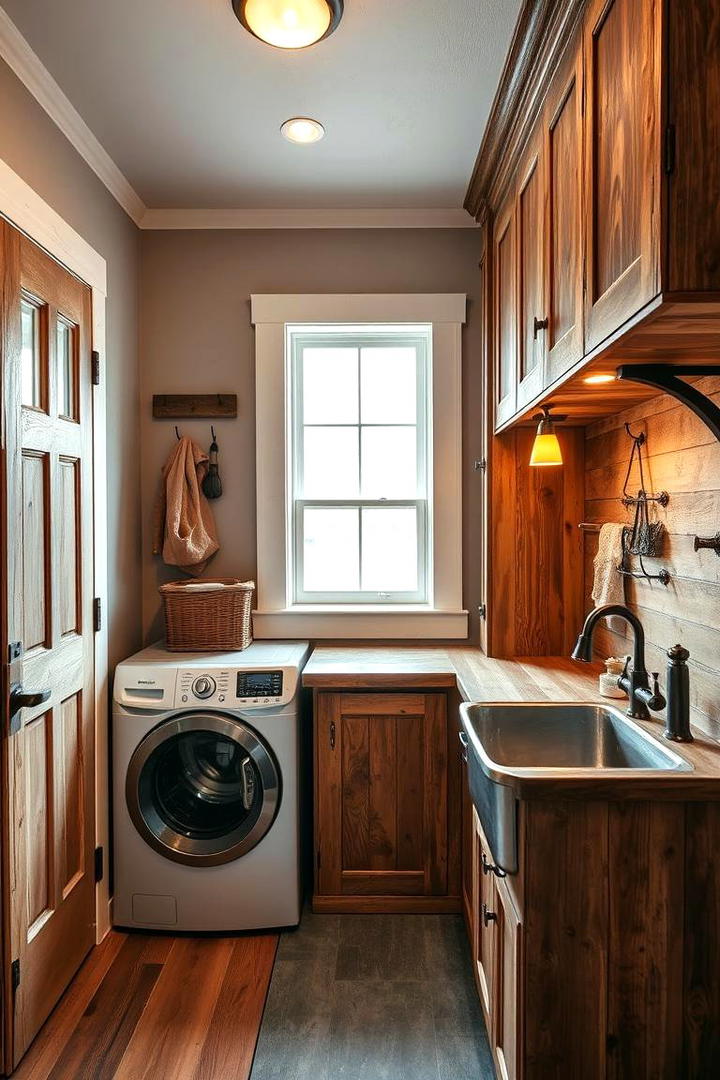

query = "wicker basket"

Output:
[[159, 578, 254, 652]]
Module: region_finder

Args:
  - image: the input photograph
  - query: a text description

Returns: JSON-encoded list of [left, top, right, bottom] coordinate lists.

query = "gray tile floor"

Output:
[[250, 910, 494, 1080]]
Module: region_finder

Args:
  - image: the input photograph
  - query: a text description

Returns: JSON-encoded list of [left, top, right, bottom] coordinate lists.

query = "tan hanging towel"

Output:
[[152, 436, 219, 576]]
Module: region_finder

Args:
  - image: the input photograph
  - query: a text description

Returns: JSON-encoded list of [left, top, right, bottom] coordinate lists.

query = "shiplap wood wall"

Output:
[[583, 376, 720, 740]]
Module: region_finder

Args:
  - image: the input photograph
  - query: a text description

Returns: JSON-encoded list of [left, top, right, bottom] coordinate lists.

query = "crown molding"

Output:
[[0, 6, 145, 225], [0, 7, 478, 232], [138, 207, 477, 230]]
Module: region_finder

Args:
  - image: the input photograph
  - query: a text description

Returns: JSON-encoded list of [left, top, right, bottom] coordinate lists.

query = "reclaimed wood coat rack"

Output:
[[152, 394, 237, 419]]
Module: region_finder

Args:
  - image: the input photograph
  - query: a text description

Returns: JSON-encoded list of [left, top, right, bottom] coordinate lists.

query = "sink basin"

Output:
[[459, 702, 692, 874]]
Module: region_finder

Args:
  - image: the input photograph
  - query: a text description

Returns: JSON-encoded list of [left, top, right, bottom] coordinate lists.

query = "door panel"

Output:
[[2, 220, 96, 1068], [315, 692, 448, 898], [517, 136, 546, 409], [494, 874, 523, 1080], [546, 37, 585, 385], [584, 0, 659, 351], [494, 193, 518, 428]]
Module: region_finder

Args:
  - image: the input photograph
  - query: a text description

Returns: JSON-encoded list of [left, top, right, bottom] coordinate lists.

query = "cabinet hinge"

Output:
[[91, 350, 100, 386], [664, 125, 676, 175], [93, 597, 102, 633], [94, 846, 104, 883], [473, 458, 487, 472], [8, 641, 21, 663], [11, 959, 20, 994], [478, 604, 487, 619]]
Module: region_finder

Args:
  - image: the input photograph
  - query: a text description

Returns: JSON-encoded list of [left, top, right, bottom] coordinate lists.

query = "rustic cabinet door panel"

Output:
[[494, 874, 523, 1080], [584, 0, 660, 351], [517, 136, 546, 409], [315, 692, 448, 899], [494, 193, 518, 428], [472, 809, 496, 1021], [545, 37, 585, 386]]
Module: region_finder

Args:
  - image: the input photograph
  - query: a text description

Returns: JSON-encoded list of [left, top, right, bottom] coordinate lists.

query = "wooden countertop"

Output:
[[303, 645, 720, 799]]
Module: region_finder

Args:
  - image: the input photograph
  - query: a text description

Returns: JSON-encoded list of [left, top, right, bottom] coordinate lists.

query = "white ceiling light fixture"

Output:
[[232, 0, 343, 49], [281, 117, 325, 144]]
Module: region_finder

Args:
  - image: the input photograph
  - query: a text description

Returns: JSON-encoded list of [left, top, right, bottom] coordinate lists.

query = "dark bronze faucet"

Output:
[[571, 603, 693, 742]]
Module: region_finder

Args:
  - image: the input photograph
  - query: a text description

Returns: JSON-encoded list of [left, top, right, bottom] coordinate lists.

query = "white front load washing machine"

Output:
[[112, 640, 310, 932]]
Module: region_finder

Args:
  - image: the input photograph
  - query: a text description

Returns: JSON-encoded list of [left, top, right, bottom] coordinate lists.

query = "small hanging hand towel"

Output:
[[152, 436, 220, 576], [592, 523, 626, 634]]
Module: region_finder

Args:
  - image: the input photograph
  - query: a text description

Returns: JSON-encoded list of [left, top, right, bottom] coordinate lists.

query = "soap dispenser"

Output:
[[599, 656, 627, 699]]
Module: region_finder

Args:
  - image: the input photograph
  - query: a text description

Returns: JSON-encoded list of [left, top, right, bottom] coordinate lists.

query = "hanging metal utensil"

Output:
[[202, 425, 222, 500]]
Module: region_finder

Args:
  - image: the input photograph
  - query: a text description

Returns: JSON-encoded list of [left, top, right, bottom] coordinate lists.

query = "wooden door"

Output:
[[1, 221, 96, 1067], [584, 0, 660, 352], [545, 35, 585, 386], [493, 873, 523, 1080], [472, 809, 496, 1021], [493, 192, 518, 429], [315, 692, 448, 903], [516, 133, 546, 410]]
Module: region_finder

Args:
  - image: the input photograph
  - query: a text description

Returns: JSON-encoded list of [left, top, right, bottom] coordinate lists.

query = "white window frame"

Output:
[[290, 326, 430, 605], [252, 294, 467, 639]]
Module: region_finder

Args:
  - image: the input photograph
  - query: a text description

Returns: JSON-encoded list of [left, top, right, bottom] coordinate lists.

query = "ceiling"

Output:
[[0, 0, 521, 211]]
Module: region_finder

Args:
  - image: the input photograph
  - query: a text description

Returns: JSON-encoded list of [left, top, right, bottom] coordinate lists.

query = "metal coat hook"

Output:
[[624, 422, 646, 446]]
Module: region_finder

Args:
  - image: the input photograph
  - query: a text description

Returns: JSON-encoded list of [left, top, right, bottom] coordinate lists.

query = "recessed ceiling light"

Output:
[[232, 0, 343, 49], [583, 373, 616, 385], [281, 117, 325, 144]]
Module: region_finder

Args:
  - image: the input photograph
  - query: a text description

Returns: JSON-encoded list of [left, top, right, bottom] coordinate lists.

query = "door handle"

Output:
[[8, 683, 51, 735], [481, 851, 507, 879], [240, 756, 256, 811], [533, 316, 549, 339], [482, 903, 497, 927]]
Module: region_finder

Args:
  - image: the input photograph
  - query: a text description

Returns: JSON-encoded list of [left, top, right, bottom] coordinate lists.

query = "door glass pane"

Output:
[[361, 506, 418, 592], [57, 318, 77, 419], [361, 347, 417, 423], [361, 426, 417, 497], [303, 427, 359, 497], [302, 347, 358, 424], [303, 507, 359, 592], [21, 298, 41, 407]]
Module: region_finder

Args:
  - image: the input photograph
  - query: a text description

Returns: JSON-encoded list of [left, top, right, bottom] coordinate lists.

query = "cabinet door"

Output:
[[516, 133, 546, 410], [545, 36, 585, 386], [460, 732, 474, 934], [584, 0, 660, 352], [315, 692, 448, 897], [472, 808, 496, 1020], [493, 874, 523, 1080], [493, 191, 518, 428]]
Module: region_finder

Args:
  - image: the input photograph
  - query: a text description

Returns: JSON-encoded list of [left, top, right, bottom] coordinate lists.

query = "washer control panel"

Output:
[[173, 668, 290, 708], [236, 670, 283, 701], [192, 675, 216, 699], [178, 669, 231, 705]]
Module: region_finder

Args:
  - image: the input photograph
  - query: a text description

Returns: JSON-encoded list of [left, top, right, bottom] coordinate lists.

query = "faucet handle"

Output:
[[651, 672, 661, 694]]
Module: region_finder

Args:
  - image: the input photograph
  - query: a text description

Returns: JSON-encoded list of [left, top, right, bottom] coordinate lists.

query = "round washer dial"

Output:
[[192, 675, 216, 699]]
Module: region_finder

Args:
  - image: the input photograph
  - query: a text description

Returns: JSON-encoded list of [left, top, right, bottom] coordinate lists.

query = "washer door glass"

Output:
[[126, 712, 281, 866]]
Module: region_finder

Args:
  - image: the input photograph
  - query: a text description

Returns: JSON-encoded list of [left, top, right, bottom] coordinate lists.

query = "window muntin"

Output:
[[289, 327, 431, 604]]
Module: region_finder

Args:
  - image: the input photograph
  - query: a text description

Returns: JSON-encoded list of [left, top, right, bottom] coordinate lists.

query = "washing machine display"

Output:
[[126, 713, 280, 867]]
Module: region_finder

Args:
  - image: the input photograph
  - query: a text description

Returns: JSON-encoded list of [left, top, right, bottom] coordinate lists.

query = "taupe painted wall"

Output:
[[140, 228, 484, 641], [0, 58, 142, 671]]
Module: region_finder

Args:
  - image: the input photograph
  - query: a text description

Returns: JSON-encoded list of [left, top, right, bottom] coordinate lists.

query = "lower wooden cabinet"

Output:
[[472, 808, 523, 1080], [313, 691, 457, 912]]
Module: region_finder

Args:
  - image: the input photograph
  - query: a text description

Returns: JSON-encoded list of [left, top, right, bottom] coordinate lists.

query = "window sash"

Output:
[[294, 499, 428, 604], [289, 329, 431, 605]]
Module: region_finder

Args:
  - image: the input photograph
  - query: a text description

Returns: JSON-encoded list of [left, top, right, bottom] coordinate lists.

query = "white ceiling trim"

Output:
[[139, 208, 477, 230], [0, 5, 145, 225], [0, 7, 476, 231]]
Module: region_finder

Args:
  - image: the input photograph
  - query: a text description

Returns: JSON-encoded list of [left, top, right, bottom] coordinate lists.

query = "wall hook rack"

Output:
[[616, 364, 720, 443]]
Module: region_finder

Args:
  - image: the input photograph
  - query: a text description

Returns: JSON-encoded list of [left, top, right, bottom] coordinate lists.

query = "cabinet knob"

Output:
[[482, 903, 497, 927], [481, 851, 507, 878], [533, 316, 549, 339]]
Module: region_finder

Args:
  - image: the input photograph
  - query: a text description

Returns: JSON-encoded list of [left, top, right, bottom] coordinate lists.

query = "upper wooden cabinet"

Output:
[[583, 0, 660, 352], [469, 0, 720, 432]]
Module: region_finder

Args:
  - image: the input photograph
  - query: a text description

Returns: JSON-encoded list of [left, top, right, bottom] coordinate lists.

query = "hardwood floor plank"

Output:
[[13, 933, 127, 1080], [194, 935, 278, 1080], [113, 938, 236, 1080]]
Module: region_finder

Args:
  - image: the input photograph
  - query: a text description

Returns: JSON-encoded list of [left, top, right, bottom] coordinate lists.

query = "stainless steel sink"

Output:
[[459, 702, 692, 874]]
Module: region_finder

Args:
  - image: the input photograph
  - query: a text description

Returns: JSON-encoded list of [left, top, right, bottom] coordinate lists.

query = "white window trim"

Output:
[[252, 294, 467, 639]]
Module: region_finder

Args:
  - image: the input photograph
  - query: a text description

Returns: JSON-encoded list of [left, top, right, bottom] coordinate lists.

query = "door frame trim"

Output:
[[0, 153, 110, 942]]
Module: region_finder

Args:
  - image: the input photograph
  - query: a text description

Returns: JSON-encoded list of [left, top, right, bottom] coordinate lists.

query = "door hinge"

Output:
[[664, 125, 676, 174], [93, 597, 102, 633], [91, 350, 100, 386], [473, 458, 487, 473], [94, 846, 104, 883], [11, 959, 20, 994], [8, 641, 22, 663], [478, 604, 487, 619]]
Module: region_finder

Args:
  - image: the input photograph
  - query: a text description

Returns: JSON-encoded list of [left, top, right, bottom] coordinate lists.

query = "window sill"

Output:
[[252, 607, 469, 640]]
